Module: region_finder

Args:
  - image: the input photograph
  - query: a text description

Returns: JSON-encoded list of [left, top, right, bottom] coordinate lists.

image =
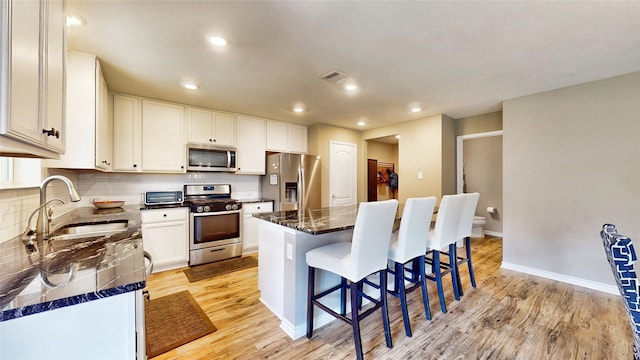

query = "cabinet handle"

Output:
[[163, 214, 167, 217], [209, 139, 213, 142], [133, 164, 137, 168], [42, 128, 60, 138]]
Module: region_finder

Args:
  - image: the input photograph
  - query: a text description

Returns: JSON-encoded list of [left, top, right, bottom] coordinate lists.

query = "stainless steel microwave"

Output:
[[186, 143, 237, 172]]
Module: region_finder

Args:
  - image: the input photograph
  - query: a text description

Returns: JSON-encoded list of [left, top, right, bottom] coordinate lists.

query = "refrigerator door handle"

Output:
[[298, 166, 304, 210]]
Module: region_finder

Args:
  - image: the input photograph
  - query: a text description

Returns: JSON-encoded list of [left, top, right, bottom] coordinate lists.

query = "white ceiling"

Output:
[[66, 1, 640, 130]]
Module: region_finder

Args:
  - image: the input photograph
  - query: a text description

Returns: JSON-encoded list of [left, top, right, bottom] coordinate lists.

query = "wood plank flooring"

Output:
[[145, 236, 632, 359]]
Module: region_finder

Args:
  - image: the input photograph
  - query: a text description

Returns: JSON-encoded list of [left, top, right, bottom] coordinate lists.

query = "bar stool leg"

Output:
[[380, 270, 393, 348], [306, 266, 315, 338], [418, 255, 432, 320], [466, 237, 477, 288], [350, 281, 364, 360], [449, 244, 460, 301], [395, 262, 412, 337], [433, 251, 447, 313]]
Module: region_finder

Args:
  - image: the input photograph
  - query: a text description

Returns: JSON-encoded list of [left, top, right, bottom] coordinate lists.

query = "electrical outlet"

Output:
[[417, 171, 423, 180], [286, 244, 293, 260]]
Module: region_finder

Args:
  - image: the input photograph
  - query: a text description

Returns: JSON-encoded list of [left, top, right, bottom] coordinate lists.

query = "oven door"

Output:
[[190, 210, 241, 250]]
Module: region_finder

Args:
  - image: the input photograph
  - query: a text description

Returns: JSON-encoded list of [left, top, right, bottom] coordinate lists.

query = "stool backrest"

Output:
[[600, 223, 640, 359], [429, 194, 465, 250], [457, 192, 480, 240], [351, 199, 399, 280], [395, 197, 437, 262]]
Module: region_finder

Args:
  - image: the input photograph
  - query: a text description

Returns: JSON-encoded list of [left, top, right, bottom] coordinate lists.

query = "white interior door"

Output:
[[330, 141, 357, 206]]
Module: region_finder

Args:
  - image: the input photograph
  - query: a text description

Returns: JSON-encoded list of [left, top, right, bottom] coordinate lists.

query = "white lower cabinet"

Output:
[[141, 207, 189, 272], [0, 290, 144, 360], [242, 201, 273, 254]]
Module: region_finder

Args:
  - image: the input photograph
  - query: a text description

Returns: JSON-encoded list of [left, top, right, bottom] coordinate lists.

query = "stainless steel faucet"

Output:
[[36, 175, 81, 236]]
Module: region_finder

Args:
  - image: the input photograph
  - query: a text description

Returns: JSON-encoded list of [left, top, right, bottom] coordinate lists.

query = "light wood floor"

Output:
[[146, 236, 632, 359]]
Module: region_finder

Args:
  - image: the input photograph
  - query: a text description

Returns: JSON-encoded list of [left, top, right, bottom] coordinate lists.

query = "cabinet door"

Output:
[[266, 120, 288, 152], [288, 123, 308, 154], [112, 94, 141, 171], [186, 107, 213, 144], [242, 202, 273, 253], [42, 0, 65, 152], [141, 100, 185, 172], [3, 0, 44, 145], [236, 116, 265, 174], [213, 112, 236, 147], [95, 62, 112, 170], [141, 220, 188, 272]]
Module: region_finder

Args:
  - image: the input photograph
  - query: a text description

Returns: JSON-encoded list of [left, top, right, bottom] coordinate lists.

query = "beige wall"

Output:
[[363, 114, 452, 206], [503, 71, 640, 286], [456, 111, 503, 135]]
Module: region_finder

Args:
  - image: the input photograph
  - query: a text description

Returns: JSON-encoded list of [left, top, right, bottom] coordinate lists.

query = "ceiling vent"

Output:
[[319, 69, 353, 85]]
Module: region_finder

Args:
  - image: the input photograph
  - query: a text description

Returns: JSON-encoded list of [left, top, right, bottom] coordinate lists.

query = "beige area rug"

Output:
[[183, 256, 258, 282], [145, 290, 217, 358]]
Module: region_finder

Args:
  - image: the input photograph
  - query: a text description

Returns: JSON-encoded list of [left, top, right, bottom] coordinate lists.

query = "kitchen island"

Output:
[[254, 205, 361, 339], [0, 205, 147, 359]]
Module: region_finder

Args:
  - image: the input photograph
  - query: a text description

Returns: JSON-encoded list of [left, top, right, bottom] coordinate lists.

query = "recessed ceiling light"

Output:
[[293, 107, 304, 113], [357, 121, 365, 126], [208, 36, 228, 47], [411, 107, 421, 113], [183, 83, 199, 90], [395, 134, 400, 139], [66, 15, 85, 26], [344, 84, 358, 91]]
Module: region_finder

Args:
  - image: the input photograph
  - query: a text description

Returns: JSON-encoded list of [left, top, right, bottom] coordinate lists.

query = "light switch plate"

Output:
[[417, 171, 423, 180], [286, 244, 293, 260]]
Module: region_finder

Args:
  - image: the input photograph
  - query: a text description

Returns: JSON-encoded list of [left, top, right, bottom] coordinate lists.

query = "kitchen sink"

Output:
[[50, 220, 128, 241]]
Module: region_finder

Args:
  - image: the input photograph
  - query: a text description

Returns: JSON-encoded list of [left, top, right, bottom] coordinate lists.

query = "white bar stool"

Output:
[[387, 196, 437, 337], [306, 199, 399, 360]]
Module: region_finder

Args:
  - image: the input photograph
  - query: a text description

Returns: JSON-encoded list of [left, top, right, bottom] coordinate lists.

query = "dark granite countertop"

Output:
[[253, 205, 360, 235], [0, 205, 145, 322], [238, 198, 274, 204]]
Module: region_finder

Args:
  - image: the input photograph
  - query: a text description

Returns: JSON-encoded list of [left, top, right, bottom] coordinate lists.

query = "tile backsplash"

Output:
[[0, 169, 260, 243]]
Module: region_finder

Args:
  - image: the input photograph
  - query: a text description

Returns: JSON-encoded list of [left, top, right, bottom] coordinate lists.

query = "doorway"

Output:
[[366, 136, 399, 202], [456, 130, 503, 236]]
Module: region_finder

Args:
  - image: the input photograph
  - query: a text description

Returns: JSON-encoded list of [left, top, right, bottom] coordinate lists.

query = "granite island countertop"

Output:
[[0, 205, 146, 322], [253, 204, 360, 235]]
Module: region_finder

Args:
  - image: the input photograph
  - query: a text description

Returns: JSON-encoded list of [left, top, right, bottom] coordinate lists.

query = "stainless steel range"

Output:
[[184, 184, 242, 266]]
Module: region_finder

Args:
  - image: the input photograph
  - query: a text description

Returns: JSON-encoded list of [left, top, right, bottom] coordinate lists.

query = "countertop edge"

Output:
[[0, 281, 145, 322]]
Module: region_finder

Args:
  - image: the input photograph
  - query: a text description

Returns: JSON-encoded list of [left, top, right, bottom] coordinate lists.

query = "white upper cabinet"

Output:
[[266, 120, 307, 154], [112, 94, 142, 172], [186, 107, 236, 147], [45, 52, 111, 170], [141, 99, 185, 172], [288, 123, 308, 154], [236, 116, 266, 175], [0, 0, 66, 158]]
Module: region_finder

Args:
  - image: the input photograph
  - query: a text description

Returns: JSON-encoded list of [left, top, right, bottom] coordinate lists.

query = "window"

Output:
[[0, 157, 41, 189]]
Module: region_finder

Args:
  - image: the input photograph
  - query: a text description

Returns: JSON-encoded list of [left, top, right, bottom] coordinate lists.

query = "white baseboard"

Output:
[[500, 262, 618, 295], [484, 230, 503, 237], [281, 312, 336, 340]]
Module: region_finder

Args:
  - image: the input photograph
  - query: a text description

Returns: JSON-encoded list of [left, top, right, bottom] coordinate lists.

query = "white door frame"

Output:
[[456, 130, 503, 194]]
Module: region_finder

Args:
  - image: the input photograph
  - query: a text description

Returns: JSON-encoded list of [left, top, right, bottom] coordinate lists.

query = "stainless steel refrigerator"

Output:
[[261, 153, 321, 211]]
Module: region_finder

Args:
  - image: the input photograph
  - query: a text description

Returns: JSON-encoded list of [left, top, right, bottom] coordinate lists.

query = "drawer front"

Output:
[[242, 202, 273, 215], [141, 207, 188, 223]]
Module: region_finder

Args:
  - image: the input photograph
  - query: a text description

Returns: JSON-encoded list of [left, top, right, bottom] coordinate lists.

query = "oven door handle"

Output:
[[191, 209, 241, 217]]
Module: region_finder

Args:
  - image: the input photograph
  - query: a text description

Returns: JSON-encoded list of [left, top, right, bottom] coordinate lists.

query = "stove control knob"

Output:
[[203, 205, 211, 212], [196, 206, 204, 213], [231, 204, 239, 210], [225, 204, 232, 211]]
